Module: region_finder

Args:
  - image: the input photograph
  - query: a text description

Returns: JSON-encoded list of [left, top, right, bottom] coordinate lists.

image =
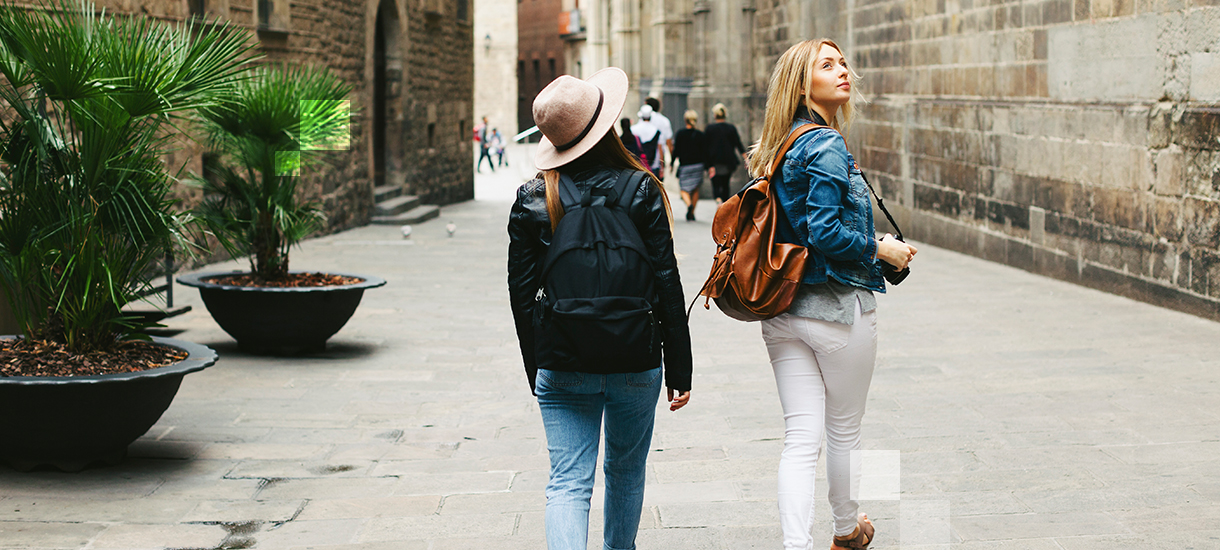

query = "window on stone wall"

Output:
[[256, 0, 289, 30], [548, 58, 556, 80], [533, 59, 541, 90], [187, 0, 206, 18], [427, 123, 436, 149], [456, 0, 468, 22]]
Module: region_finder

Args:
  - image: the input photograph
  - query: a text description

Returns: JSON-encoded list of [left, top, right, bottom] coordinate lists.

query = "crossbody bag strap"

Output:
[[855, 165, 904, 242]]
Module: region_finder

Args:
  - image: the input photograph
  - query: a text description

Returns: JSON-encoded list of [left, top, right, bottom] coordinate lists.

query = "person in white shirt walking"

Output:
[[630, 106, 664, 177], [643, 97, 673, 179]]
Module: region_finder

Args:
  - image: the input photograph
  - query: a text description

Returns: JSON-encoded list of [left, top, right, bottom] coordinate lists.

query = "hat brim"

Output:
[[534, 67, 629, 171]]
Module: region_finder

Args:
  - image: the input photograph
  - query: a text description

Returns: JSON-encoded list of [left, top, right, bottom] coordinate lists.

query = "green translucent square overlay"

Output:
[[275, 151, 301, 176], [300, 99, 352, 151]]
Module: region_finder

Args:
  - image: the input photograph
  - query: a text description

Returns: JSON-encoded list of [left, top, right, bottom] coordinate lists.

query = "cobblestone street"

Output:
[[1, 145, 1218, 549]]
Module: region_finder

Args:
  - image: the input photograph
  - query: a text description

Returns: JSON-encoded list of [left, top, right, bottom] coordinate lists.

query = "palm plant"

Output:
[[194, 64, 352, 282], [0, 1, 256, 353]]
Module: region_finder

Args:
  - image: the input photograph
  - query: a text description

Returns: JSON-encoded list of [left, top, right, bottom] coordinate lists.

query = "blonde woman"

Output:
[[672, 109, 710, 221], [748, 40, 917, 549]]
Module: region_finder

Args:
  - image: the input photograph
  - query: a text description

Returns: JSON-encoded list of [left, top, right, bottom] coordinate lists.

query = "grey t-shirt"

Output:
[[786, 280, 876, 325]]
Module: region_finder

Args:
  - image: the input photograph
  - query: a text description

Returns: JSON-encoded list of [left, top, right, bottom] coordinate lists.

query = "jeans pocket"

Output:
[[624, 368, 661, 388], [537, 369, 583, 390], [799, 316, 852, 354], [761, 314, 792, 344]]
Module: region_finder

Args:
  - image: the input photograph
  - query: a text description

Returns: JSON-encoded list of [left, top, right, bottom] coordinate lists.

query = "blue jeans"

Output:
[[536, 367, 662, 550]]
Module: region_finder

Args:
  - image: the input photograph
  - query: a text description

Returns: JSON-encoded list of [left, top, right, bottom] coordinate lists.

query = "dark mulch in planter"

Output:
[[207, 272, 364, 288], [0, 339, 187, 378]]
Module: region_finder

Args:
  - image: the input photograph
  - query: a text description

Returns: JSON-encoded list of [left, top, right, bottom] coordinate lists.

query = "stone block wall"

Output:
[[753, 0, 1220, 320], [398, 0, 475, 205], [59, 0, 472, 232]]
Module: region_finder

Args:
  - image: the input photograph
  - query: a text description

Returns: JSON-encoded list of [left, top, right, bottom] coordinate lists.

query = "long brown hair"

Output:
[[539, 130, 674, 233], [747, 39, 864, 178]]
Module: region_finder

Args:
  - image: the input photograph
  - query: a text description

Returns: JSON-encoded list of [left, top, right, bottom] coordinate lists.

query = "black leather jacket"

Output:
[[507, 165, 693, 394]]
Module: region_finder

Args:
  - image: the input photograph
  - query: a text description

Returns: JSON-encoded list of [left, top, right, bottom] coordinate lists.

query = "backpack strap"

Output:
[[730, 123, 828, 200], [559, 170, 641, 210], [764, 123, 827, 182], [612, 169, 646, 211], [557, 173, 582, 210]]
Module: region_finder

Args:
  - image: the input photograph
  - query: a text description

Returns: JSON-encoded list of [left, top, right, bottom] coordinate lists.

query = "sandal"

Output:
[[831, 514, 874, 549]]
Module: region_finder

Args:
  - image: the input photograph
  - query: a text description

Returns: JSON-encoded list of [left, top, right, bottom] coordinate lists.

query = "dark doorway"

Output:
[[373, 1, 388, 188], [372, 0, 401, 189]]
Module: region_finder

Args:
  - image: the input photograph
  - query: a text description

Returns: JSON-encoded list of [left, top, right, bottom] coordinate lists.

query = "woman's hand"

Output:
[[708, 166, 716, 178], [667, 388, 690, 411], [876, 234, 917, 270]]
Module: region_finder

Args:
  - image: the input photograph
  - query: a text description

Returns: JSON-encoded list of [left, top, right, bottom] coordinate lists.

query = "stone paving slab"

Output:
[[1, 151, 1219, 549]]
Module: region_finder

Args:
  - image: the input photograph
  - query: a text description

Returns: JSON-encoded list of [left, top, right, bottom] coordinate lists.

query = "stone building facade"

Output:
[[750, 0, 1220, 319], [84, 0, 473, 229], [565, 0, 1220, 320], [474, 0, 518, 139], [519, 0, 566, 138], [562, 0, 762, 191]]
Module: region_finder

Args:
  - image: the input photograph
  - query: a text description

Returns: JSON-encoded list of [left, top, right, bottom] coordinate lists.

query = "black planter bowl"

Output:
[[178, 271, 386, 355], [0, 337, 217, 472]]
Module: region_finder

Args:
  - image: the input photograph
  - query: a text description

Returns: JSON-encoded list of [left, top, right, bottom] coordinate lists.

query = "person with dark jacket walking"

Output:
[[619, 117, 644, 162], [507, 67, 693, 550], [672, 109, 711, 221], [704, 103, 748, 203]]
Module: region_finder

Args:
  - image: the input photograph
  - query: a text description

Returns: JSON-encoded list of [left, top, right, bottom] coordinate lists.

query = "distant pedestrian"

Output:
[[748, 39, 917, 550], [630, 106, 662, 176], [672, 109, 710, 221], [619, 117, 644, 164], [644, 97, 674, 179], [507, 68, 692, 550], [705, 102, 748, 203], [491, 128, 508, 167], [476, 116, 495, 173]]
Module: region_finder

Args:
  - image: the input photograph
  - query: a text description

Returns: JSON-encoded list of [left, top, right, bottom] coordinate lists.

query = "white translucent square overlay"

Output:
[[850, 449, 900, 501], [900, 500, 951, 548]]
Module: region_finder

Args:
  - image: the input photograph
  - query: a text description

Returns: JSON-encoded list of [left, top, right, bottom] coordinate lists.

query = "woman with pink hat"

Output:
[[507, 67, 693, 550]]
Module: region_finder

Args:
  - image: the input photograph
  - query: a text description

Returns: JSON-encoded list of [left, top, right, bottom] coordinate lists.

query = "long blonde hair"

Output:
[[747, 39, 863, 178], [539, 131, 674, 234]]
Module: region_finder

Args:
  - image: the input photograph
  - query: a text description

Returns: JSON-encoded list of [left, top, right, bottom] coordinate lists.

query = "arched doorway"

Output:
[[373, 0, 402, 189]]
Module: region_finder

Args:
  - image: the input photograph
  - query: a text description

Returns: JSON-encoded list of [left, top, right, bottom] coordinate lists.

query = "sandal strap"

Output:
[[832, 518, 874, 549]]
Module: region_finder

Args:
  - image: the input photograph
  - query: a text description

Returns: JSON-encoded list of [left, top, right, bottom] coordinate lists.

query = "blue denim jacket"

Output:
[[771, 108, 886, 293]]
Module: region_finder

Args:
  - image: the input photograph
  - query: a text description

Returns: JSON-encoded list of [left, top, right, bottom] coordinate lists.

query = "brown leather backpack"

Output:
[[695, 123, 824, 321]]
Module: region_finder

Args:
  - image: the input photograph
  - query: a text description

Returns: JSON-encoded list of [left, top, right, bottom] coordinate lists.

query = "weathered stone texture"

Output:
[[750, 0, 1220, 318], [83, 0, 472, 236]]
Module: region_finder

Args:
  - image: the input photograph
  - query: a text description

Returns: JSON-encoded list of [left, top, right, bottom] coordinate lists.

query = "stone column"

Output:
[[687, 0, 711, 119], [741, 0, 758, 141], [612, 0, 642, 88]]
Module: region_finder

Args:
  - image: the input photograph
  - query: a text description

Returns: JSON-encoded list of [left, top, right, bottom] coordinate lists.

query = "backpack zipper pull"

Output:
[[535, 287, 546, 302]]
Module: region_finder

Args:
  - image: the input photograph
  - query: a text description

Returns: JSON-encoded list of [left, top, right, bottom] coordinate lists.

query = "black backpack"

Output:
[[639, 130, 660, 167], [533, 169, 661, 372]]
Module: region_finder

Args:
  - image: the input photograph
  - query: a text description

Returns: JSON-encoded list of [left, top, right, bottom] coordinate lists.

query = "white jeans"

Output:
[[761, 302, 877, 548]]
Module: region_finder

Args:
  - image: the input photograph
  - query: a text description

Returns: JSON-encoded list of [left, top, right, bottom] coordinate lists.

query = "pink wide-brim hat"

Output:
[[532, 67, 629, 171]]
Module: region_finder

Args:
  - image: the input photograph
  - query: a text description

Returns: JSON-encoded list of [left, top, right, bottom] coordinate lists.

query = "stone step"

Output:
[[373, 184, 403, 203], [371, 204, 440, 225], [374, 194, 421, 216]]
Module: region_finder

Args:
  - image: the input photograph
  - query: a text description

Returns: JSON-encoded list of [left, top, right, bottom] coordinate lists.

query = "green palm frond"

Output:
[[0, 0, 259, 352], [193, 62, 351, 280]]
